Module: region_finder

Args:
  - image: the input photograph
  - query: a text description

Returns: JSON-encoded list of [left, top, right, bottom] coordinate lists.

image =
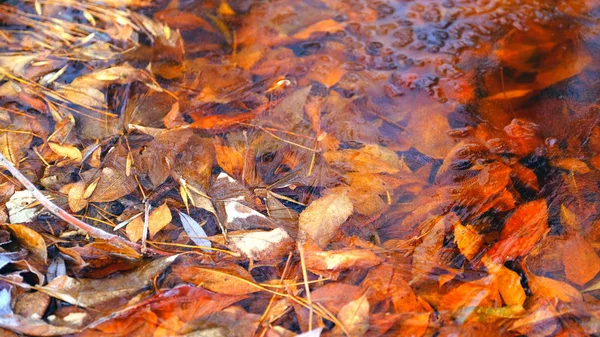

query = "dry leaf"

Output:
[[48, 142, 82, 162], [298, 188, 353, 247]]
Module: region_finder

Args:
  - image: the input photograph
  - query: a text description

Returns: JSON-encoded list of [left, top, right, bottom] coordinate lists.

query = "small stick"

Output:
[[0, 152, 168, 256]]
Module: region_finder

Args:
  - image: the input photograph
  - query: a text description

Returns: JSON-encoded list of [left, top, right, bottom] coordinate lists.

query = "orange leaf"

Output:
[[488, 199, 548, 262], [563, 234, 600, 286]]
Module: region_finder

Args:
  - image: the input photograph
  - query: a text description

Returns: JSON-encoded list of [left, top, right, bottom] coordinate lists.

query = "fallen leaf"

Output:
[[125, 203, 172, 242], [337, 294, 369, 337], [488, 199, 548, 262], [3, 224, 47, 263], [227, 228, 293, 261], [298, 188, 353, 247], [303, 248, 382, 274], [178, 211, 211, 248], [324, 144, 400, 174], [66, 181, 88, 213], [48, 143, 82, 162], [42, 255, 178, 308], [563, 234, 600, 286], [454, 224, 483, 261], [5, 190, 38, 224], [171, 263, 260, 295], [550, 158, 591, 174], [89, 167, 137, 203]]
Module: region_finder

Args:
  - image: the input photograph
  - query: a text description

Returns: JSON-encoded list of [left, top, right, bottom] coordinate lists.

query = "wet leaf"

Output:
[[178, 211, 211, 248], [42, 255, 178, 308], [299, 188, 353, 247], [3, 224, 47, 263], [488, 200, 549, 262], [562, 234, 600, 286], [226, 228, 293, 261], [324, 144, 401, 174], [337, 294, 369, 337], [171, 264, 259, 295], [125, 203, 172, 242]]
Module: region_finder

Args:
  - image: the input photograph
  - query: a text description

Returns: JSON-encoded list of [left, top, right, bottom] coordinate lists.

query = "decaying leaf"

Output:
[[562, 234, 600, 286], [42, 255, 178, 308], [337, 294, 369, 337], [298, 188, 353, 247], [226, 228, 293, 261], [3, 224, 47, 263]]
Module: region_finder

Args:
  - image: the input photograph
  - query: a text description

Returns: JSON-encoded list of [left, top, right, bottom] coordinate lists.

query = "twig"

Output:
[[0, 152, 168, 256]]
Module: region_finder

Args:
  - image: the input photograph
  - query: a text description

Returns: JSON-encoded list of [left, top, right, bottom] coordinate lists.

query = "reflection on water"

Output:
[[2, 0, 600, 335]]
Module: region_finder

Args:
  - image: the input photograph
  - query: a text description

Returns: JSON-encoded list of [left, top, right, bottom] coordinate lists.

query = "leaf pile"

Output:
[[0, 0, 600, 336]]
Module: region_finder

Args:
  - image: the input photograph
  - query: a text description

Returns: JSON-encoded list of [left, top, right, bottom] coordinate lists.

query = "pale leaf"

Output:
[[337, 294, 369, 337], [177, 211, 211, 248], [299, 188, 353, 247]]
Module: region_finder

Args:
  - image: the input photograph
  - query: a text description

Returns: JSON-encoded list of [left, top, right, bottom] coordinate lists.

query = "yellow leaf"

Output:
[[496, 266, 527, 306], [125, 203, 172, 242], [454, 224, 483, 261]]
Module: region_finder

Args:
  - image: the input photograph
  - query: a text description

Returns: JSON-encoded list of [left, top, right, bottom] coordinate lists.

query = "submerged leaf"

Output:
[[299, 189, 353, 247], [178, 211, 211, 248]]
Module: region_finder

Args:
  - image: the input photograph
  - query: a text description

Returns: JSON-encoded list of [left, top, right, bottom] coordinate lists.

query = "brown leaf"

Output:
[[66, 181, 88, 213], [42, 255, 178, 308], [171, 264, 260, 295], [298, 188, 353, 247], [89, 167, 137, 203], [3, 224, 47, 263]]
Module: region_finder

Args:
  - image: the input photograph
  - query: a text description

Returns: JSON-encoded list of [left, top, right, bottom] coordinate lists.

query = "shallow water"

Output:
[[2, 0, 600, 336]]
